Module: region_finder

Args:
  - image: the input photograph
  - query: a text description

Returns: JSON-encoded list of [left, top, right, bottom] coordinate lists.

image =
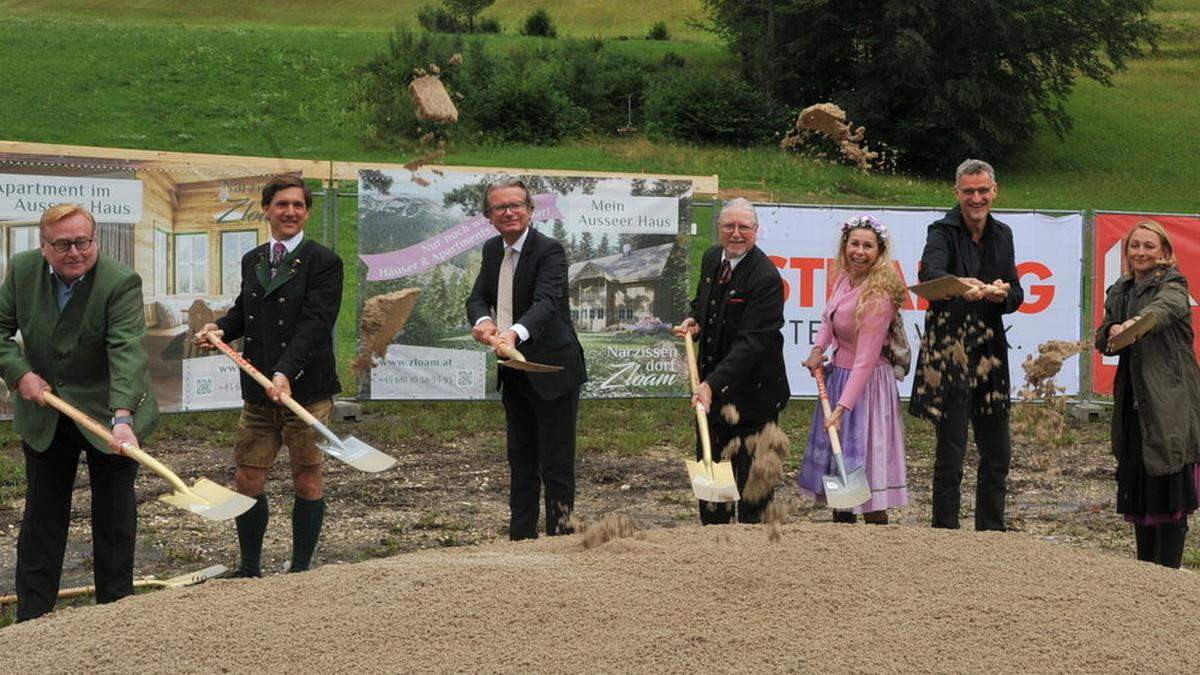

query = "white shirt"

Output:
[[475, 227, 530, 343], [269, 230, 304, 254]]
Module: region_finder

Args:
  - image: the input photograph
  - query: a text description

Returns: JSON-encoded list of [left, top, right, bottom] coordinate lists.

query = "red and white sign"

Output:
[[1091, 212, 1200, 395], [755, 206, 1084, 397]]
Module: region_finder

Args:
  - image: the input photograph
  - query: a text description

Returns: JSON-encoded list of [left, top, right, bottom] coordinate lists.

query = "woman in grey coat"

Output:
[[1096, 220, 1200, 568]]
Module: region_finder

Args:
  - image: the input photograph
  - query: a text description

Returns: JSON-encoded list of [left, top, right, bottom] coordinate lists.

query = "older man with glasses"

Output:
[[673, 198, 789, 525], [0, 203, 158, 621], [467, 178, 587, 540]]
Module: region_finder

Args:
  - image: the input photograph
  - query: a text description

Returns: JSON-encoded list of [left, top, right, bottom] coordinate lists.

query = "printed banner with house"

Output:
[[356, 169, 694, 400], [0, 152, 306, 416]]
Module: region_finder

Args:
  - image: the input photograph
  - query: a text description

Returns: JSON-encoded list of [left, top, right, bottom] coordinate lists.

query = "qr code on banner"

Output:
[[456, 370, 473, 388], [195, 377, 214, 397]]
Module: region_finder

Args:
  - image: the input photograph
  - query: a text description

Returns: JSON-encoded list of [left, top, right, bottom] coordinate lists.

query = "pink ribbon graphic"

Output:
[[360, 193, 564, 281]]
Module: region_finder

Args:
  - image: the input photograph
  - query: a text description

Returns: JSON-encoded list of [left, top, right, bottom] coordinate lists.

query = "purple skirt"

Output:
[[797, 363, 908, 513]]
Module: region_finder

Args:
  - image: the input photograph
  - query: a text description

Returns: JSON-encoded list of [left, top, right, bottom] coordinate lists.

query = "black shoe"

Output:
[[831, 510, 857, 524], [219, 568, 262, 579]]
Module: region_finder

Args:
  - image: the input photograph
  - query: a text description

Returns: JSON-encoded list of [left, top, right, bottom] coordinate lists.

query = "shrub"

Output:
[[647, 21, 670, 41], [522, 8, 557, 38], [478, 17, 501, 33], [660, 52, 685, 68], [416, 4, 464, 33], [644, 69, 786, 146], [469, 63, 586, 142]]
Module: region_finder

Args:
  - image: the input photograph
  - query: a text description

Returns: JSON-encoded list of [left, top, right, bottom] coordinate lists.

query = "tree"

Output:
[[597, 233, 611, 258], [703, 0, 1158, 171], [444, 0, 494, 33], [577, 231, 595, 261]]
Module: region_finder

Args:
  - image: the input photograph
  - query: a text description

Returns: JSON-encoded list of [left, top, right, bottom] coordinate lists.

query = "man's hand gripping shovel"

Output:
[[682, 331, 739, 503], [41, 392, 255, 521], [813, 365, 870, 509], [203, 334, 395, 472]]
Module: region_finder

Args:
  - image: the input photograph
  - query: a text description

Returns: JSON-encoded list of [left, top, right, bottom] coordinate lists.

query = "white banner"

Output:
[[755, 206, 1084, 397], [558, 191, 678, 236], [370, 345, 487, 400], [180, 354, 244, 411], [0, 173, 142, 223]]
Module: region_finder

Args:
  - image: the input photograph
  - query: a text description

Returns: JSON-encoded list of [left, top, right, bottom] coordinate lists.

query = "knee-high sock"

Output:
[[289, 496, 326, 572], [1155, 520, 1189, 569], [235, 494, 269, 577], [1133, 524, 1156, 562]]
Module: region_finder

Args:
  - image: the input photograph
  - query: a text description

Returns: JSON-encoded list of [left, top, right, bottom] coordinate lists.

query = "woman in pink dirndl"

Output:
[[797, 215, 908, 524]]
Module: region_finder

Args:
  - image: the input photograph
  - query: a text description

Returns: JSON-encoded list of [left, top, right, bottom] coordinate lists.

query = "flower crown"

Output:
[[841, 214, 888, 242]]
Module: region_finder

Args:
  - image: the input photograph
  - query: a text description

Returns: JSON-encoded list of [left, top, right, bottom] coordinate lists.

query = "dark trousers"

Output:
[[932, 394, 1011, 531], [501, 372, 580, 541], [695, 416, 774, 525], [16, 418, 138, 622]]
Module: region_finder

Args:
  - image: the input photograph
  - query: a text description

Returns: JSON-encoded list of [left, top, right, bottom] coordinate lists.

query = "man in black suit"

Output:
[[674, 198, 789, 525], [466, 178, 587, 540], [196, 175, 344, 576]]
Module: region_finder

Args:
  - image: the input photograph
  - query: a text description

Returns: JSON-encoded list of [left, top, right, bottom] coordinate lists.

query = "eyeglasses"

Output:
[[43, 237, 94, 253], [487, 202, 528, 216], [719, 223, 756, 233]]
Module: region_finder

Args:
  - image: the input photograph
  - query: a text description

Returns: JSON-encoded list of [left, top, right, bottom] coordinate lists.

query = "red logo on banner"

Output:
[[1092, 213, 1200, 395]]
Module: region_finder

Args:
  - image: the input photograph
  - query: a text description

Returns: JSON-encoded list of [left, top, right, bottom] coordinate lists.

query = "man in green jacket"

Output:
[[0, 203, 158, 622]]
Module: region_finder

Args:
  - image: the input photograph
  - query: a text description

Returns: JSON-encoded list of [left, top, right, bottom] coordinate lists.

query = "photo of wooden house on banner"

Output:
[[568, 242, 675, 333], [0, 141, 323, 415]]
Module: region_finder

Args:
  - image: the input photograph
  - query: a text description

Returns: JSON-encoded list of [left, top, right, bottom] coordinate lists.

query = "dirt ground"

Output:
[[0, 403, 1197, 669]]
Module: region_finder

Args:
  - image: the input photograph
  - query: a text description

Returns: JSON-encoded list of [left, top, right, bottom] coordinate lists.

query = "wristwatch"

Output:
[[111, 414, 134, 427]]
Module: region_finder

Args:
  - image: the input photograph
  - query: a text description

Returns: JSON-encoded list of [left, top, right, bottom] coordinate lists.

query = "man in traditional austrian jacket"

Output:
[[197, 175, 343, 577], [0, 204, 158, 621], [674, 198, 789, 524]]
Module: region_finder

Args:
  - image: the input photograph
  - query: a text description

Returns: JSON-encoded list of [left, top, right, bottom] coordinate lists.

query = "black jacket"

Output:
[[689, 245, 789, 425], [466, 227, 586, 401], [216, 237, 343, 406], [908, 206, 1024, 420]]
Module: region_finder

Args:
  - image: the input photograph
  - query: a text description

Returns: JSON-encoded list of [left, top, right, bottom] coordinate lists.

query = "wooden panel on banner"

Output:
[[1091, 212, 1200, 395], [0, 140, 329, 180], [332, 160, 718, 197]]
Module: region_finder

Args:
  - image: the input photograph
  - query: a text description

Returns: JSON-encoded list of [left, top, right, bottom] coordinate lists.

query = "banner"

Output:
[[0, 151, 299, 416], [755, 206, 1084, 397], [356, 169, 694, 400], [1091, 212, 1200, 395]]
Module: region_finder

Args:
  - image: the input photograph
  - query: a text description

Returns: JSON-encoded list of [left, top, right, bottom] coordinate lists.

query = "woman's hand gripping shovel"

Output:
[[813, 365, 870, 509], [41, 392, 255, 521], [203, 334, 395, 472], [682, 332, 739, 502]]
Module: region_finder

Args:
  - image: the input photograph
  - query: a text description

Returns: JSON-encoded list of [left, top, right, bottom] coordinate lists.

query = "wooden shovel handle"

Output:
[[813, 365, 845, 457], [203, 333, 320, 427], [41, 392, 191, 495], [486, 334, 526, 362], [682, 331, 702, 394]]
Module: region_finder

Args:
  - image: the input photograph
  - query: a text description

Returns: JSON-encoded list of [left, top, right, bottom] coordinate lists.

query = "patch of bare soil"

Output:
[[2, 521, 1198, 673]]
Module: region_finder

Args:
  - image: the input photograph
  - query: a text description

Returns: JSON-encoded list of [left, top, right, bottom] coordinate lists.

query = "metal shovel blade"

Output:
[[685, 458, 740, 503], [498, 358, 563, 373], [909, 275, 972, 301], [822, 466, 871, 510], [160, 478, 257, 521], [318, 435, 396, 473], [159, 564, 230, 588]]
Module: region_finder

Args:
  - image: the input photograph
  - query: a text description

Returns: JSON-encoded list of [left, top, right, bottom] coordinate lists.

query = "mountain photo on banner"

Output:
[[356, 170, 694, 400]]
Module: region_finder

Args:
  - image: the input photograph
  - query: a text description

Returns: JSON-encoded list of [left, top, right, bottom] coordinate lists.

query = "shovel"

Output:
[[203, 334, 395, 473], [0, 564, 228, 606], [682, 332, 739, 503], [813, 366, 870, 510], [487, 335, 564, 373], [910, 276, 1002, 302], [1107, 313, 1158, 352], [41, 392, 255, 522]]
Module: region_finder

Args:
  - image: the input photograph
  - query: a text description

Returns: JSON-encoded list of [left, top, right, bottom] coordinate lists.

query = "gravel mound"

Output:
[[2, 522, 1197, 673]]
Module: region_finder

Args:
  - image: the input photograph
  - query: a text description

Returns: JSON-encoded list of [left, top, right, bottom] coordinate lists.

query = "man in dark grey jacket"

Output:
[[909, 159, 1024, 531]]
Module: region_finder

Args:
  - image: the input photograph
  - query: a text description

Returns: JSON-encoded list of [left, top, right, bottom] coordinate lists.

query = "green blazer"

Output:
[[0, 250, 159, 453]]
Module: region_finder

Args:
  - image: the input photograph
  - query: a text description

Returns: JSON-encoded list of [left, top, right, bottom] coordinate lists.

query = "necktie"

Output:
[[496, 247, 517, 331], [270, 242, 286, 278], [717, 258, 732, 284]]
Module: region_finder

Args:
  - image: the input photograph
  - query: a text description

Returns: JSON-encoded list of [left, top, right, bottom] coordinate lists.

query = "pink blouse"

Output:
[[813, 275, 896, 411]]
